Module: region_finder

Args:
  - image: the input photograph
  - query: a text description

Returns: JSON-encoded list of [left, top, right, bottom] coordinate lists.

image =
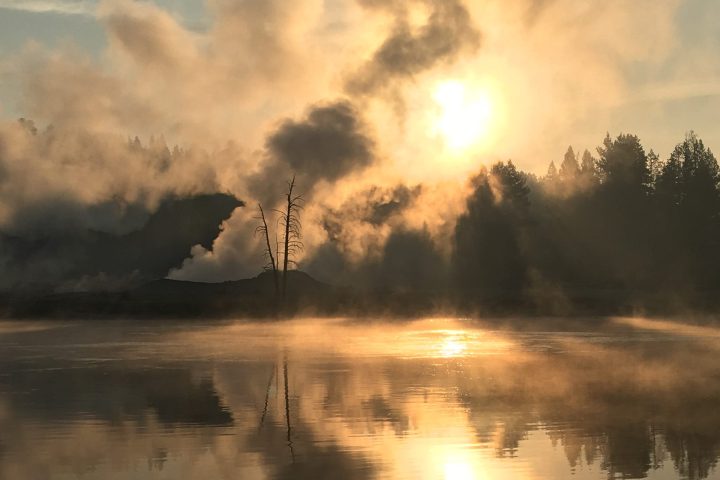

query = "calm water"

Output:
[[1, 317, 720, 480]]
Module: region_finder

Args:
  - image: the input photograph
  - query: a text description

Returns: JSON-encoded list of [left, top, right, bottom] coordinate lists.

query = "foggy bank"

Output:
[[2, 269, 720, 322]]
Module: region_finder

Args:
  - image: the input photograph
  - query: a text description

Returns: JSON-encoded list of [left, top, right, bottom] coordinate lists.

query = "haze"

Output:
[[1, 0, 719, 287]]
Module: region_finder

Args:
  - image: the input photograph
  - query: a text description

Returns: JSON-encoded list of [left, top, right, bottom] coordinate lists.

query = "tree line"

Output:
[[453, 131, 720, 309], [257, 132, 719, 312]]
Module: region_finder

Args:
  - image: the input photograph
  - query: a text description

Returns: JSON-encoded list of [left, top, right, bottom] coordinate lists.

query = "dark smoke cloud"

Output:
[[266, 100, 374, 181], [170, 100, 378, 282], [252, 100, 375, 207], [347, 0, 480, 96], [1, 0, 482, 287]]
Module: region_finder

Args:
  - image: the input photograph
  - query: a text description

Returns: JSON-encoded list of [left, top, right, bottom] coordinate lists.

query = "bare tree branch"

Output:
[[256, 203, 279, 296], [281, 175, 304, 299]]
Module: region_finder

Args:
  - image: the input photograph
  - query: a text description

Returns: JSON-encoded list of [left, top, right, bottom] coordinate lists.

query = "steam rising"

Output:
[[347, 0, 480, 96], [0, 0, 701, 290]]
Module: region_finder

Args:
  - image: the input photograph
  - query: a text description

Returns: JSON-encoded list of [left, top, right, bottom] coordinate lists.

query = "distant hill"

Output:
[[0, 193, 243, 291], [136, 270, 333, 300], [0, 270, 343, 319]]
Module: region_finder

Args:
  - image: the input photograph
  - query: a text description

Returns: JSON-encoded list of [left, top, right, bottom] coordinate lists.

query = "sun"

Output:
[[432, 80, 493, 151]]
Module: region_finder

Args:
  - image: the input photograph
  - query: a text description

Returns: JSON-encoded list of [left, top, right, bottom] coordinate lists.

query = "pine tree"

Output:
[[560, 146, 580, 180], [546, 161, 558, 180]]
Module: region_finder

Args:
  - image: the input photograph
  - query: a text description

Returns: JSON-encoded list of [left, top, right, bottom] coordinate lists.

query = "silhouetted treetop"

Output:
[[560, 146, 580, 179], [596, 133, 651, 194], [489, 160, 531, 209], [445, 130, 720, 309], [547, 160, 558, 180], [657, 131, 719, 209], [580, 149, 596, 176]]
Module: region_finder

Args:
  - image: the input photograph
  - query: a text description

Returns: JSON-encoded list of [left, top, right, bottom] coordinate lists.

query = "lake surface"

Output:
[[1, 317, 720, 480]]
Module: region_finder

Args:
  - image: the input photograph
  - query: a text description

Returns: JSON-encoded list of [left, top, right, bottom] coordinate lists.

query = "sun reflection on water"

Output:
[[5, 318, 717, 480], [444, 460, 476, 480], [439, 336, 467, 358], [171, 318, 518, 361]]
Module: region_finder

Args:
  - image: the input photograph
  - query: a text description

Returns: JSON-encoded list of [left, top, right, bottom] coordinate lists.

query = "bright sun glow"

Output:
[[432, 80, 493, 151], [439, 336, 467, 357], [445, 461, 476, 480]]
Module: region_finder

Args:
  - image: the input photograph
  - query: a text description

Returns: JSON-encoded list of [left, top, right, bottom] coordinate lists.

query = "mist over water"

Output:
[[2, 317, 720, 480], [1, 2, 719, 479]]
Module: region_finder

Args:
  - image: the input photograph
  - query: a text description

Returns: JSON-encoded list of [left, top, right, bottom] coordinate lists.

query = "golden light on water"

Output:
[[432, 80, 493, 151], [175, 318, 516, 360], [10, 318, 708, 479], [439, 336, 467, 358], [444, 460, 476, 480]]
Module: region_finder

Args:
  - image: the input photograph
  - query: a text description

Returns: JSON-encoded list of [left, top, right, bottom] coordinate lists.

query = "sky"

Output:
[[1, 0, 719, 163], [0, 0, 719, 284]]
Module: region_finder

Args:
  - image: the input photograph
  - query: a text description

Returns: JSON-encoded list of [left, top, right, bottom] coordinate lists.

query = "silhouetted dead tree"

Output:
[[255, 203, 279, 296], [258, 363, 275, 430], [277, 175, 304, 299]]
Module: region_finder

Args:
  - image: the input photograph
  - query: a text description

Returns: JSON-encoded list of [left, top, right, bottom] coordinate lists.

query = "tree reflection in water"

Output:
[[0, 317, 719, 479]]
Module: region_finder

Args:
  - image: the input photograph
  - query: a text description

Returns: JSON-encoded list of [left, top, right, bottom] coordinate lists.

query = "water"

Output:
[[1, 317, 719, 480]]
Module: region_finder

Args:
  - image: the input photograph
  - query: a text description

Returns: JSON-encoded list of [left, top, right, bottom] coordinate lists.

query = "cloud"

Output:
[[0, 118, 247, 288], [0, 0, 96, 16], [167, 205, 266, 283], [0, 0, 710, 288], [0, 120, 226, 234], [171, 100, 378, 281], [301, 184, 428, 284], [101, 0, 199, 72], [347, 0, 480, 96], [321, 184, 420, 240], [265, 100, 375, 183], [633, 81, 720, 105], [10, 0, 344, 148], [304, 225, 448, 291]]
